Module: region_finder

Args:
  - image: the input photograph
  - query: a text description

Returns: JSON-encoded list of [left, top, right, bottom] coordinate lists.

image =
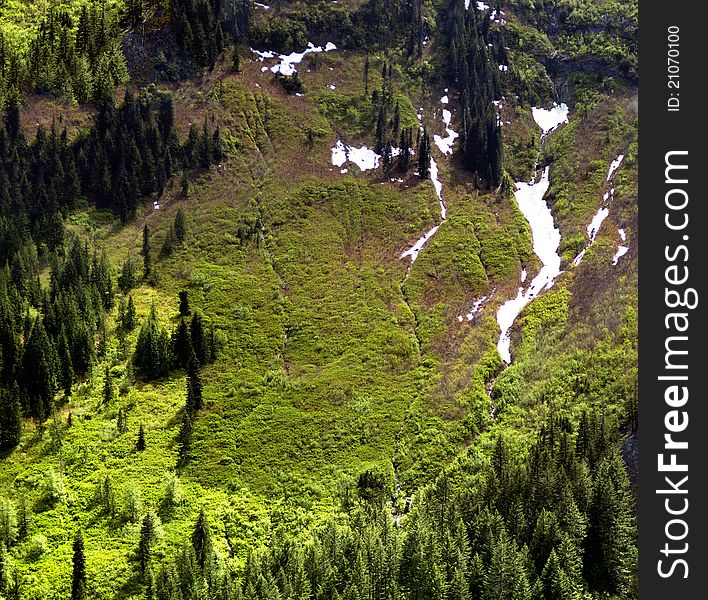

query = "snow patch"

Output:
[[251, 42, 337, 76], [331, 140, 380, 171], [607, 154, 625, 181], [612, 228, 629, 265], [251, 49, 276, 60], [612, 245, 629, 265], [531, 103, 570, 135], [586, 207, 609, 242], [433, 108, 459, 156], [430, 157, 445, 217], [460, 296, 489, 322], [400, 225, 441, 262], [572, 205, 609, 266]]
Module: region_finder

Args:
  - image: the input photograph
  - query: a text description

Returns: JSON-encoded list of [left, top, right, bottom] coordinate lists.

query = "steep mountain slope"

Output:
[[0, 0, 637, 597]]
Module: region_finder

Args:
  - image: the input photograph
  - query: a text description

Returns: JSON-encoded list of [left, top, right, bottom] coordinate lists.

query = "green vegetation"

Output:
[[0, 0, 637, 597]]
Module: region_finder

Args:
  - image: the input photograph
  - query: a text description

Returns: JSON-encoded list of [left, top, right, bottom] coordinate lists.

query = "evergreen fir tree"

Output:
[[178, 290, 190, 316], [136, 423, 146, 451], [0, 384, 22, 450], [118, 255, 137, 292], [232, 44, 241, 72], [177, 408, 193, 467], [171, 318, 193, 369], [71, 530, 87, 600], [160, 225, 176, 257], [19, 318, 59, 420], [103, 366, 114, 405], [174, 208, 187, 242], [190, 312, 206, 365], [534, 549, 575, 600], [141, 224, 151, 277], [191, 508, 214, 569], [117, 408, 128, 434], [418, 128, 431, 179], [382, 142, 393, 178], [137, 511, 157, 576], [187, 353, 203, 412], [133, 305, 172, 380], [125, 296, 137, 331]]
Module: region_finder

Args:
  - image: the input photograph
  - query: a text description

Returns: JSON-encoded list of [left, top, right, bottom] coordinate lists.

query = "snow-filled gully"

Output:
[[494, 104, 568, 363], [399, 97, 451, 263], [494, 107, 628, 364]]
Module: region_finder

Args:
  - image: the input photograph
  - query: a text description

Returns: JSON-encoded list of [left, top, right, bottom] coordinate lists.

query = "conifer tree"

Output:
[[191, 508, 214, 569], [382, 142, 393, 178], [0, 302, 18, 381], [232, 44, 241, 72], [103, 366, 114, 406], [133, 305, 172, 380], [418, 128, 431, 180], [145, 566, 156, 600], [95, 475, 116, 517], [19, 318, 59, 420], [174, 208, 187, 242], [0, 385, 22, 450], [585, 453, 636, 597], [141, 224, 151, 277], [398, 129, 412, 173], [117, 408, 128, 434], [136, 423, 146, 451], [160, 225, 176, 256], [137, 511, 157, 576], [534, 549, 574, 600], [94, 249, 114, 309], [483, 528, 530, 600], [178, 290, 190, 316], [0, 497, 17, 548], [187, 353, 203, 412], [125, 296, 137, 331], [71, 530, 87, 600], [171, 318, 193, 369], [177, 408, 193, 467], [118, 255, 137, 292], [190, 312, 206, 365]]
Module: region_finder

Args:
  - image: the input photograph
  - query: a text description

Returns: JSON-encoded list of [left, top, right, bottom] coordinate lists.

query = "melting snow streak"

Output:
[[252, 42, 336, 76], [495, 104, 568, 363]]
